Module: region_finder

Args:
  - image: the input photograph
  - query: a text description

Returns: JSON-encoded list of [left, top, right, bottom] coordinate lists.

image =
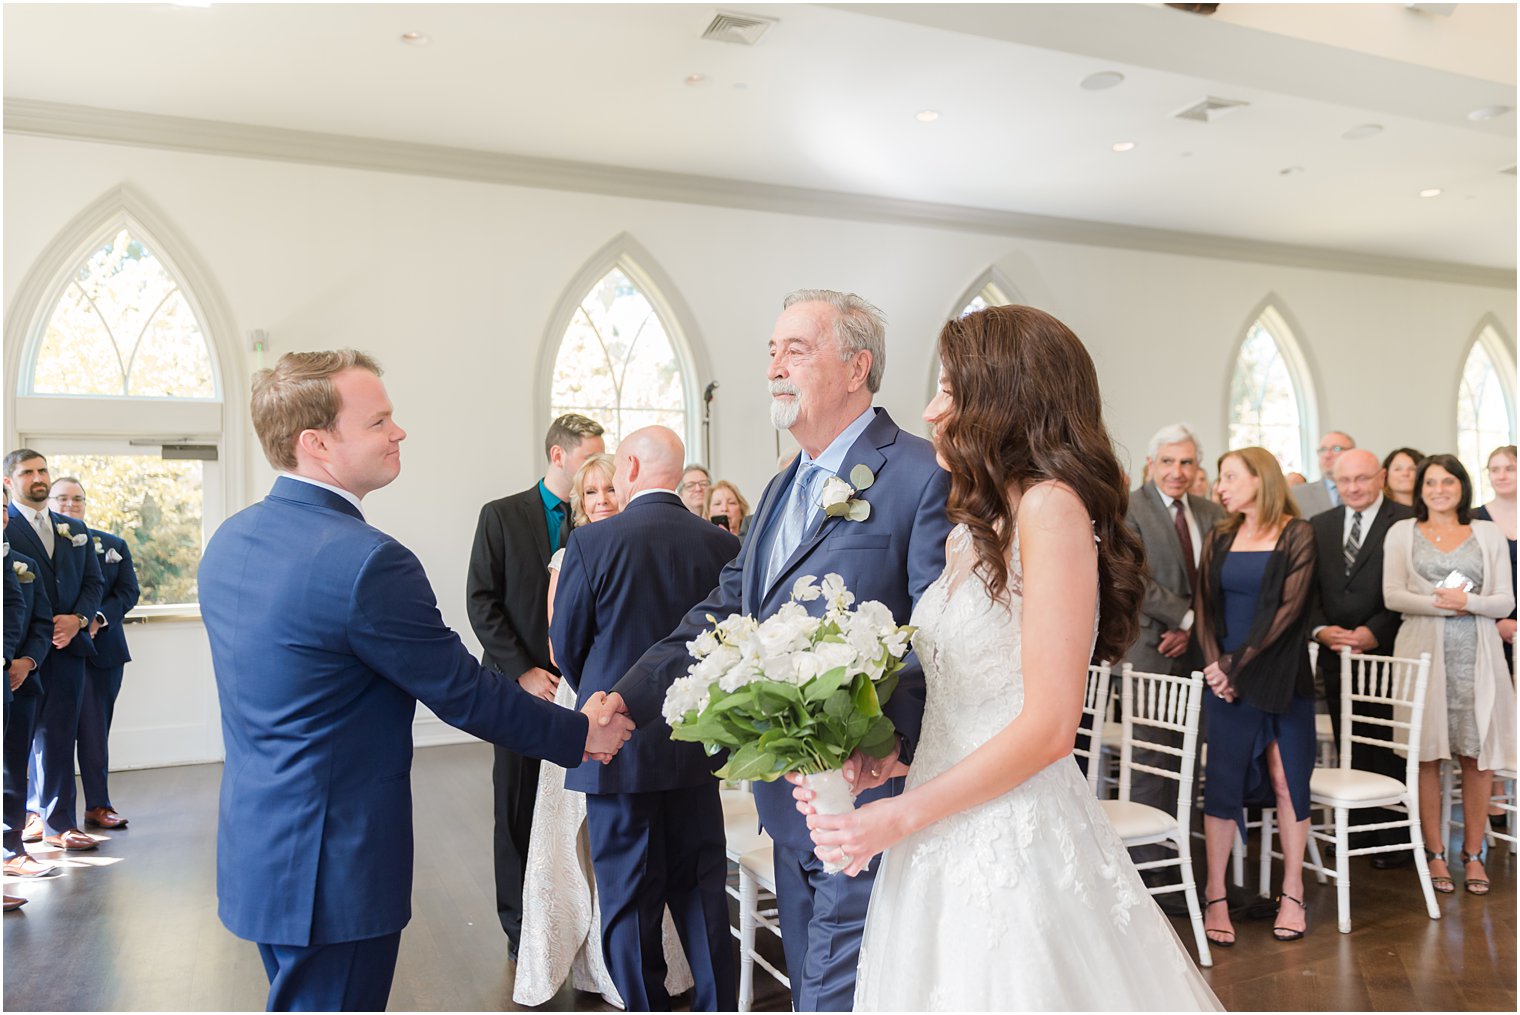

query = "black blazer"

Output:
[[1307, 499, 1413, 655], [467, 484, 557, 680]]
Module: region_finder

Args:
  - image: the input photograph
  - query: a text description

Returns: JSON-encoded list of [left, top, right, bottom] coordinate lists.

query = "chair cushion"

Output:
[[739, 842, 777, 892], [1098, 799, 1176, 842], [1310, 768, 1406, 805]]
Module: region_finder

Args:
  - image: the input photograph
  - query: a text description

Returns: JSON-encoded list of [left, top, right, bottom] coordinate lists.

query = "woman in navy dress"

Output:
[[1194, 447, 1318, 947]]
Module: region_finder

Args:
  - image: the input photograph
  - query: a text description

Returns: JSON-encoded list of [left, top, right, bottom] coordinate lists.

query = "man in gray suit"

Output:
[[1292, 430, 1355, 519], [1122, 423, 1224, 909]]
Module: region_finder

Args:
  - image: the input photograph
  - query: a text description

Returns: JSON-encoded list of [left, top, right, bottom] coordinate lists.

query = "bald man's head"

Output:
[[1334, 447, 1385, 512], [613, 426, 686, 503]]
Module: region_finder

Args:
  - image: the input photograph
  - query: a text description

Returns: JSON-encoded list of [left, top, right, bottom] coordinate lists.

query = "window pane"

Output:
[[31, 229, 215, 399], [1458, 339, 1517, 503], [550, 267, 688, 451], [1229, 322, 1305, 474], [46, 453, 204, 607], [961, 294, 990, 317]]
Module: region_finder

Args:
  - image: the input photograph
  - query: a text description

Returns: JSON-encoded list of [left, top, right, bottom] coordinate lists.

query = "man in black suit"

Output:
[[551, 426, 740, 1010], [1308, 447, 1413, 866], [467, 413, 605, 956]]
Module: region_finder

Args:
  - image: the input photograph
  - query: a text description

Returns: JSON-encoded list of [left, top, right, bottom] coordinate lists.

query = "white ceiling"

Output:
[[4, 3, 1516, 271]]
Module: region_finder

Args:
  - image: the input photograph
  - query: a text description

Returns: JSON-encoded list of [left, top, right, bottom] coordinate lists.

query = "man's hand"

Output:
[[841, 739, 906, 795], [51, 613, 84, 649], [1316, 625, 1350, 648], [518, 666, 560, 702], [1342, 625, 1377, 653], [1499, 618, 1516, 645], [1156, 629, 1190, 659], [581, 691, 634, 762], [89, 617, 104, 638], [8, 658, 33, 692]]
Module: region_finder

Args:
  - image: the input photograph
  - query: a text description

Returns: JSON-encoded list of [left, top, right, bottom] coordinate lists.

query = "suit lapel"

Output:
[[1138, 485, 1185, 576], [744, 462, 796, 611], [520, 494, 551, 569], [1346, 505, 1395, 583], [763, 412, 893, 601], [7, 506, 57, 589]]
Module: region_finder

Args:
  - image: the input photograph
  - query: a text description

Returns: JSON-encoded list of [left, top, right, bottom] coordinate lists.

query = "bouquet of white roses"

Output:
[[662, 573, 914, 785]]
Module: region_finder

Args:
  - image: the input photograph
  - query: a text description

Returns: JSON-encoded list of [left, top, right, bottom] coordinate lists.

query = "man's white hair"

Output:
[[1147, 423, 1202, 463]]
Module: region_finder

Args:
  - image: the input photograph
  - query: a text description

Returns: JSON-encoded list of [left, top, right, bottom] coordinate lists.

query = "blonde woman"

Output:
[[515, 457, 696, 1006], [1384, 454, 1516, 897]]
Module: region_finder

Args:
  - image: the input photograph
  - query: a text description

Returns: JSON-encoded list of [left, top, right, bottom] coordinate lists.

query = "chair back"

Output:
[[1074, 662, 1112, 793], [1116, 664, 1205, 835], [1336, 648, 1433, 791]]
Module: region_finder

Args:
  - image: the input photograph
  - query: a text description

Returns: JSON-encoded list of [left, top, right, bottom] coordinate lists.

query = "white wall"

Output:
[[4, 133, 1514, 768]]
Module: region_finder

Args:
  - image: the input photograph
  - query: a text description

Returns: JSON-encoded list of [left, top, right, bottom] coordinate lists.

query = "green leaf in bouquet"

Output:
[[719, 742, 785, 782], [858, 715, 897, 758], [824, 689, 854, 721], [852, 675, 882, 718], [802, 667, 849, 702], [846, 500, 871, 522], [874, 669, 900, 706], [850, 464, 876, 491]]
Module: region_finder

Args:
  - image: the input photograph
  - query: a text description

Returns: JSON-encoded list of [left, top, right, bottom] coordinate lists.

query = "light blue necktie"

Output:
[[765, 463, 820, 591]]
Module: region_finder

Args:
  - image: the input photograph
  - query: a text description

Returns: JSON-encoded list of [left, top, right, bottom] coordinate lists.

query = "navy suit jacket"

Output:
[[3, 551, 22, 668], [5, 505, 102, 659], [614, 409, 951, 852], [551, 492, 740, 795], [86, 528, 139, 669], [5, 548, 53, 695], [199, 477, 590, 947]]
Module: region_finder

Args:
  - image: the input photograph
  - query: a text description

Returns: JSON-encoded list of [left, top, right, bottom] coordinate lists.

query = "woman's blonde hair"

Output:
[[1216, 446, 1299, 535], [704, 479, 751, 523], [569, 453, 616, 527]]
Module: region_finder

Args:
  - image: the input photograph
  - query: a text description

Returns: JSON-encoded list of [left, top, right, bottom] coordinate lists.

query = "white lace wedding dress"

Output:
[[854, 525, 1222, 1011]]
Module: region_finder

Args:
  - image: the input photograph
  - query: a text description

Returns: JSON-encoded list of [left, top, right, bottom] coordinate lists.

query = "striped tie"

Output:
[[1343, 511, 1362, 575], [765, 463, 819, 591]]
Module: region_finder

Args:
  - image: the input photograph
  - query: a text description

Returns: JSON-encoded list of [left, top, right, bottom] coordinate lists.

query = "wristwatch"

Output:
[[75, 613, 89, 629]]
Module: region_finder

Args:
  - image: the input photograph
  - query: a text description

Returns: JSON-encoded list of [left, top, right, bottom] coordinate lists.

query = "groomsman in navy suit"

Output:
[[551, 426, 741, 1011], [4, 450, 103, 853], [199, 350, 635, 1011], [4, 482, 60, 902], [48, 477, 140, 830], [606, 291, 951, 1011]]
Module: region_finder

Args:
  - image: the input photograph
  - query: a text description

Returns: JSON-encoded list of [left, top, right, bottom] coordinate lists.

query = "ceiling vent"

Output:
[[701, 11, 777, 45], [1173, 96, 1250, 123]]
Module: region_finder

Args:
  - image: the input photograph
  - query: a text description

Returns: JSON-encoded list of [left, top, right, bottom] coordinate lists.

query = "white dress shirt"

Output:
[[10, 499, 55, 558], [282, 473, 365, 518], [1342, 494, 1383, 547]]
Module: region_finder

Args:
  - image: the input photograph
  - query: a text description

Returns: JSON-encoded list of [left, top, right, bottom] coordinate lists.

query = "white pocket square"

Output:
[[104, 547, 123, 564]]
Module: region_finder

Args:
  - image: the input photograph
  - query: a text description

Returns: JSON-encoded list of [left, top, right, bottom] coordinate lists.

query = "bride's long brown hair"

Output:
[[935, 305, 1145, 664]]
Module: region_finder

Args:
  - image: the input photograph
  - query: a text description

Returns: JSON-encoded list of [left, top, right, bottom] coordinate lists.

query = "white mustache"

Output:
[[770, 380, 799, 397]]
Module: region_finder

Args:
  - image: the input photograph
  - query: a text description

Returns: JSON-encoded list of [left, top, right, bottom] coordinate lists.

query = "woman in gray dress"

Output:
[[1384, 455, 1517, 897]]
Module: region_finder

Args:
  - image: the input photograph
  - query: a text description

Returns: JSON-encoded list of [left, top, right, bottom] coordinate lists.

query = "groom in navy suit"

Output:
[[607, 291, 951, 1010], [199, 350, 635, 1011], [551, 425, 740, 1010]]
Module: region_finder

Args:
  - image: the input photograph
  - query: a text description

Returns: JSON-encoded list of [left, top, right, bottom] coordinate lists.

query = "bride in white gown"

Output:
[[796, 305, 1222, 1011]]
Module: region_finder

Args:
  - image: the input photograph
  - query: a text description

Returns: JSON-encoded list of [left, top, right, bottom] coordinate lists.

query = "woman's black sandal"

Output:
[[1204, 897, 1235, 947], [1273, 892, 1308, 941]]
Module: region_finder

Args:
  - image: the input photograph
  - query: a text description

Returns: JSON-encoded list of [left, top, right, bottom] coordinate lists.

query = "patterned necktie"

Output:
[[33, 509, 54, 558], [765, 464, 819, 591], [1343, 511, 1362, 575], [1172, 499, 1197, 591], [551, 502, 568, 554]]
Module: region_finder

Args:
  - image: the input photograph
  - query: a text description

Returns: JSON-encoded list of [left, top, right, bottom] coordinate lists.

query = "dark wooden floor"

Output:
[[3, 742, 1514, 1011]]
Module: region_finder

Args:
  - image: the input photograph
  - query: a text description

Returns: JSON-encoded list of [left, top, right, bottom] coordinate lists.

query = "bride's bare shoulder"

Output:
[[1016, 480, 1090, 534]]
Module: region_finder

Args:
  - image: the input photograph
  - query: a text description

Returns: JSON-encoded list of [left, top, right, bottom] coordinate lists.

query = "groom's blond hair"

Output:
[[251, 349, 382, 471]]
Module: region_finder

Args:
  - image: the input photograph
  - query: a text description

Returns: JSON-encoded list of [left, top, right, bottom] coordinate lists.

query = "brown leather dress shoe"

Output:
[[3, 895, 27, 911], [41, 829, 97, 851], [3, 855, 61, 879], [21, 813, 43, 843], [83, 807, 128, 829]]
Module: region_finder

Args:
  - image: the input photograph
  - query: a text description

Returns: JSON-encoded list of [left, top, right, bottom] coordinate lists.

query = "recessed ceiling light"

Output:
[[915, 110, 940, 123], [1468, 105, 1513, 122], [1112, 141, 1136, 152], [1279, 166, 1304, 176], [1080, 71, 1125, 91], [400, 31, 429, 45], [1341, 123, 1383, 140], [1419, 188, 1442, 198], [685, 73, 707, 86]]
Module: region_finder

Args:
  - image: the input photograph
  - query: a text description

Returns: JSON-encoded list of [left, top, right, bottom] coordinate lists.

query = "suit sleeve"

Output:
[[3, 565, 23, 665], [20, 577, 53, 670], [1382, 523, 1455, 618], [465, 503, 534, 679], [351, 538, 586, 768], [1466, 527, 1517, 620], [98, 539, 140, 626], [890, 465, 952, 761], [72, 539, 105, 621], [547, 532, 596, 695], [613, 541, 747, 727]]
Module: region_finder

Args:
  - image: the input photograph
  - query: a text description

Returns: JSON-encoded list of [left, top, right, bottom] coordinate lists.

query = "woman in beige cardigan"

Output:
[[1383, 455, 1516, 897]]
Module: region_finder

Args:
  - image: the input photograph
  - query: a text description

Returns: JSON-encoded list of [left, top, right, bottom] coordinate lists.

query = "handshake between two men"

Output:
[[581, 690, 636, 763]]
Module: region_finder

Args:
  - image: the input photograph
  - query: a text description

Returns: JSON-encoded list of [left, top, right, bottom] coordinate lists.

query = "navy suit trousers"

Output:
[[78, 662, 125, 811], [584, 784, 735, 1011], [3, 683, 41, 858], [771, 841, 881, 1012], [257, 930, 402, 1012], [29, 652, 87, 835]]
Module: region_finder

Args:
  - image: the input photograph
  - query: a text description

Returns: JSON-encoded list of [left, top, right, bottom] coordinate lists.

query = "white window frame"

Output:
[[1225, 298, 1320, 476], [929, 267, 1022, 402], [1455, 317, 1518, 502]]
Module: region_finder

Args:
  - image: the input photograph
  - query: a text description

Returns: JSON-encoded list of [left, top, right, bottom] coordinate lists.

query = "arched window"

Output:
[[952, 268, 1016, 320], [546, 246, 699, 454], [8, 195, 234, 611], [1227, 305, 1315, 475], [1457, 323, 1517, 503]]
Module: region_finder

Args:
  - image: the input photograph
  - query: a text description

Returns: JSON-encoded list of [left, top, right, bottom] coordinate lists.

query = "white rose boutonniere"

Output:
[[94, 537, 105, 555], [105, 547, 123, 564], [13, 559, 35, 583], [55, 522, 89, 547], [819, 465, 876, 523]]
